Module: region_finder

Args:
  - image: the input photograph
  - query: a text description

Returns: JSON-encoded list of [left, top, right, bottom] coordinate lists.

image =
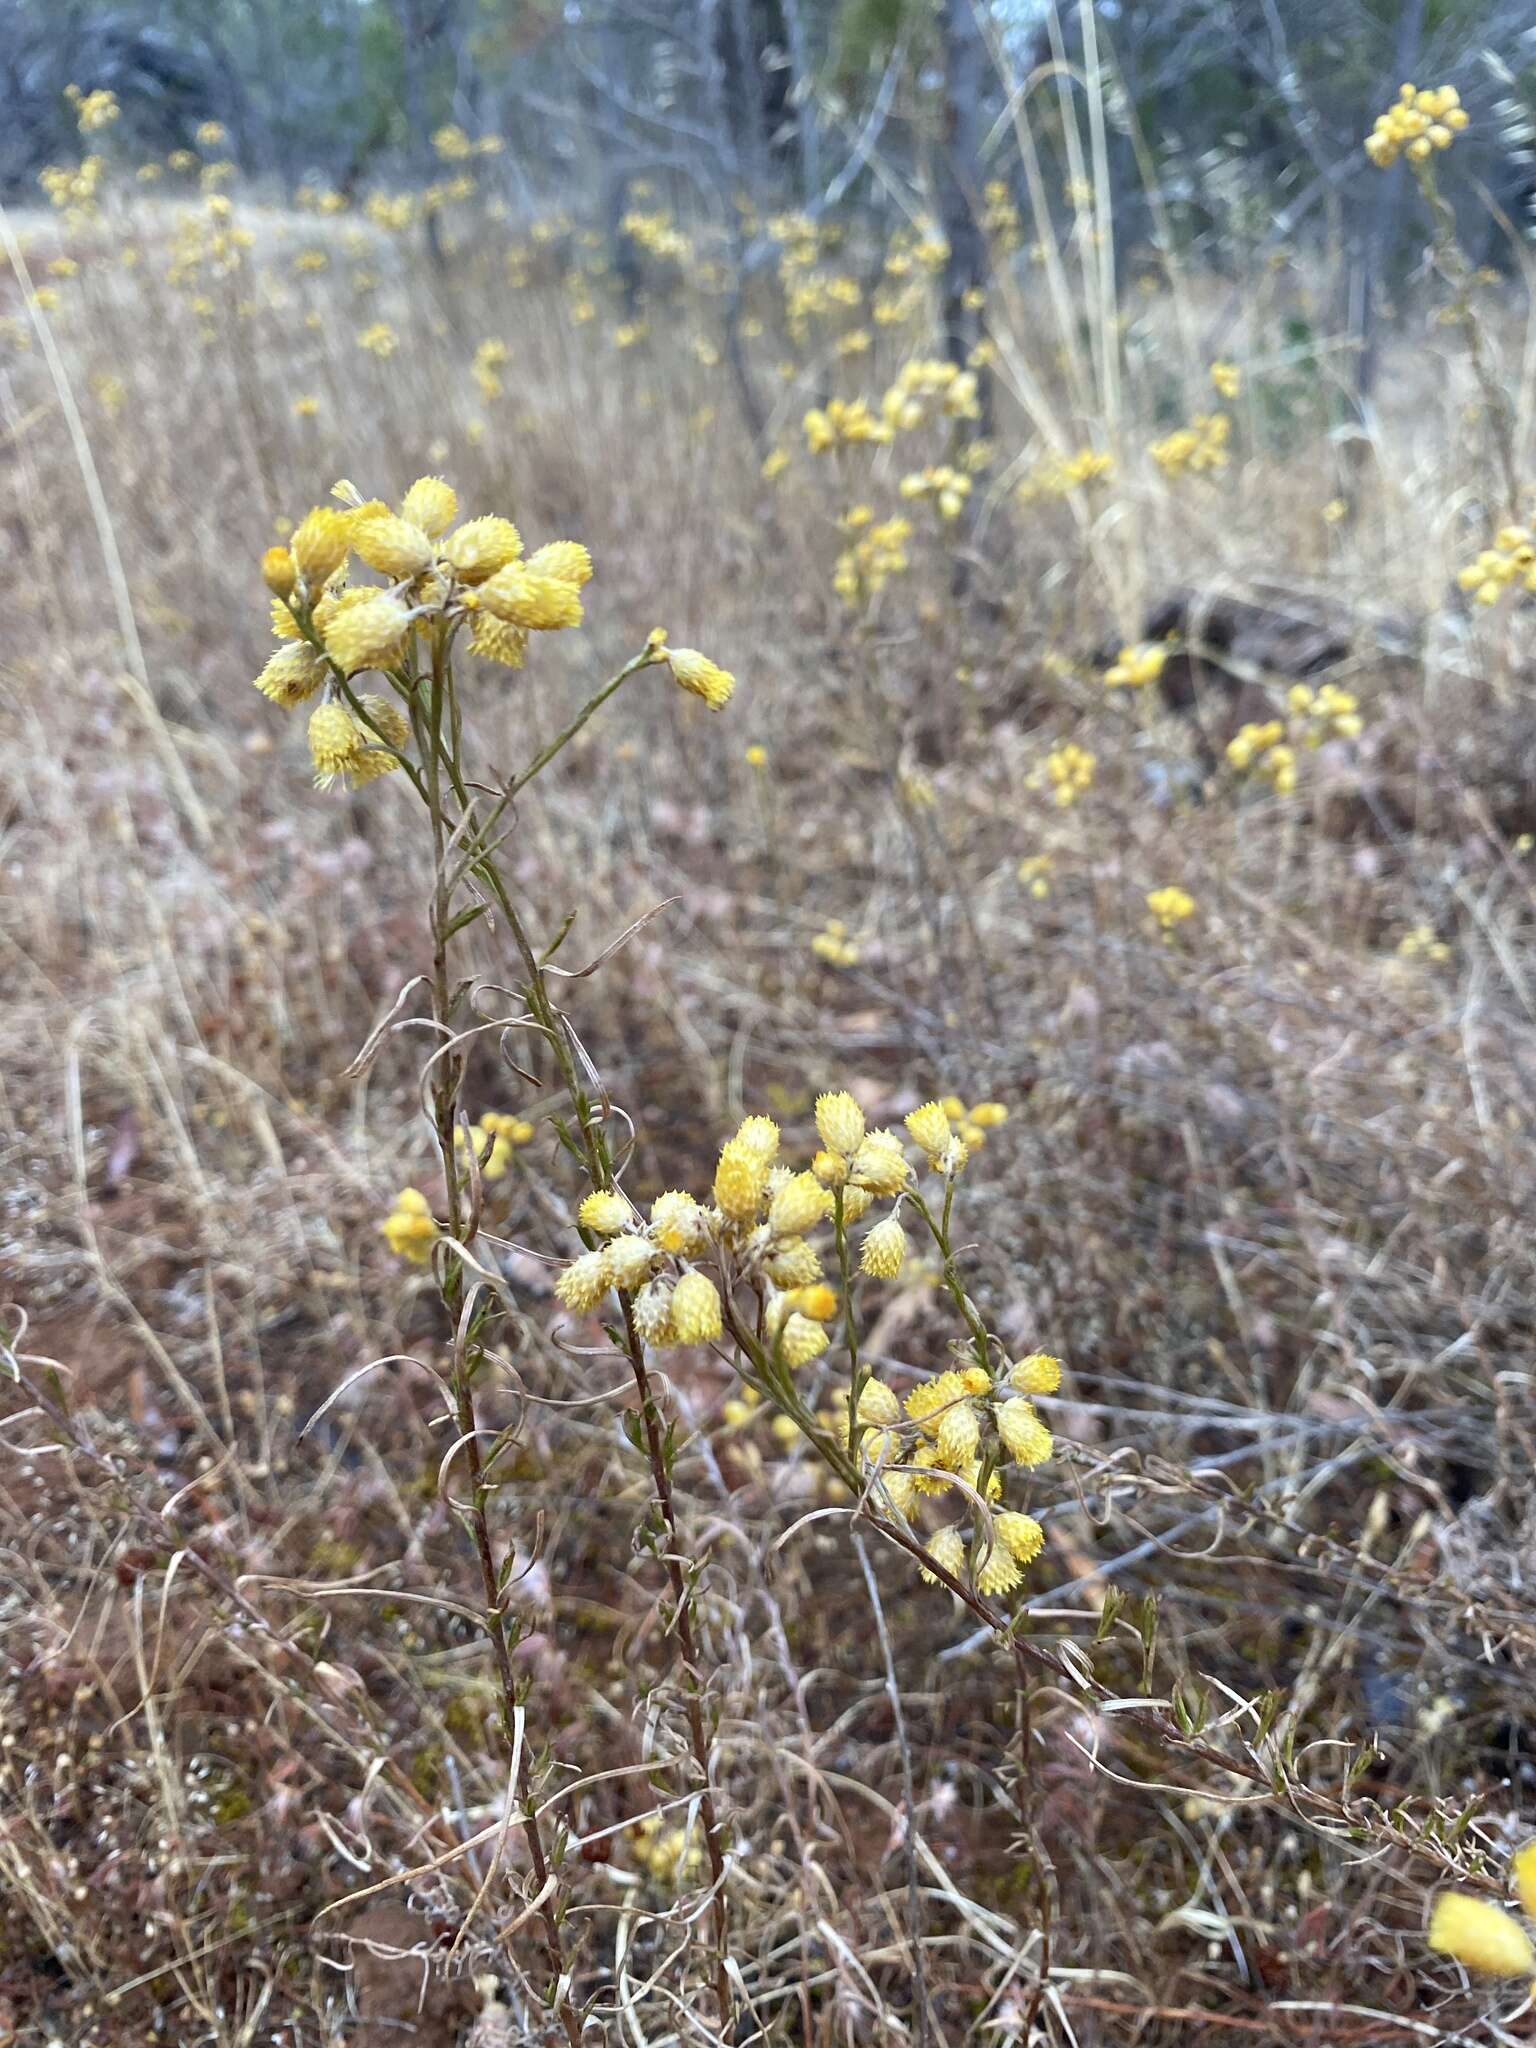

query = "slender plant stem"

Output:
[[418, 623, 583, 2044], [408, 638, 735, 2025]]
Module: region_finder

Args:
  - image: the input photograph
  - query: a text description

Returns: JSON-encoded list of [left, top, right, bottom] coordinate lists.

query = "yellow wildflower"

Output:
[[663, 646, 736, 710], [380, 1188, 438, 1263], [670, 1270, 723, 1344], [1147, 885, 1197, 932]]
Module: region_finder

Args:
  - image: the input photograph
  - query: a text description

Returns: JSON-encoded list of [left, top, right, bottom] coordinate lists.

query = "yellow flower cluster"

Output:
[[38, 154, 105, 214], [1287, 682, 1362, 744], [1018, 853, 1054, 899], [899, 465, 971, 521], [1457, 525, 1536, 606], [981, 179, 1022, 252], [1104, 642, 1167, 689], [549, 1103, 851, 1357], [1226, 721, 1295, 795], [253, 474, 594, 789], [833, 516, 912, 606], [1428, 1842, 1536, 1978], [883, 222, 950, 277], [65, 84, 119, 133], [1227, 685, 1361, 797], [1150, 412, 1230, 478], [356, 321, 398, 358], [1209, 360, 1241, 400], [455, 1111, 536, 1180], [906, 1096, 1007, 1169], [550, 1093, 1005, 1366], [365, 192, 416, 233], [1037, 741, 1096, 808], [380, 1188, 438, 1263], [1398, 924, 1449, 964], [1147, 885, 1197, 932], [473, 336, 509, 399], [1015, 446, 1115, 502], [880, 357, 981, 433], [803, 397, 891, 452], [431, 124, 501, 161], [811, 918, 860, 966], [544, 1086, 1051, 1600], [622, 209, 694, 264], [628, 1812, 704, 1887], [857, 1348, 1058, 1591], [1364, 83, 1468, 169]]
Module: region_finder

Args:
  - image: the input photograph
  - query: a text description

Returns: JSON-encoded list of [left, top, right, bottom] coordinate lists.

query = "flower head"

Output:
[[670, 1270, 723, 1344], [1147, 885, 1197, 933], [322, 590, 412, 675], [1366, 83, 1468, 169], [860, 1214, 906, 1278], [477, 565, 584, 631], [815, 1091, 866, 1158], [664, 646, 736, 710], [380, 1188, 438, 1263], [1427, 1894, 1535, 1978], [444, 515, 524, 582], [290, 506, 352, 595]]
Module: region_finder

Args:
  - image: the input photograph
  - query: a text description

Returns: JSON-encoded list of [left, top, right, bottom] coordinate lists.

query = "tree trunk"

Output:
[[934, 0, 991, 599], [935, 0, 988, 404], [726, 0, 767, 192], [780, 0, 821, 202], [1354, 0, 1426, 423]]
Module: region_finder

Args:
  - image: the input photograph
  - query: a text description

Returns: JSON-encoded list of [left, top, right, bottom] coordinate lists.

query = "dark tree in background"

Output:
[[7, 0, 1536, 391]]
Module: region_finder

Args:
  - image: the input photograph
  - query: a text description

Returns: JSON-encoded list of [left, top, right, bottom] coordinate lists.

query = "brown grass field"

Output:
[[4, 133, 1536, 2048]]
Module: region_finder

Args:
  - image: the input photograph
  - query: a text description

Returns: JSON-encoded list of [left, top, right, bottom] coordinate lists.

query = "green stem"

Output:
[[416, 633, 582, 2044], [509, 648, 655, 797], [909, 1188, 993, 1370]]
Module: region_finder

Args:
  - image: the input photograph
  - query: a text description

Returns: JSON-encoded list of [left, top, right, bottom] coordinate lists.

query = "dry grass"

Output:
[[4, 153, 1536, 2048]]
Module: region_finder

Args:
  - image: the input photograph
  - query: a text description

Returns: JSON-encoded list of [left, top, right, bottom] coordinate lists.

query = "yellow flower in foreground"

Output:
[[669, 1269, 723, 1344], [815, 1090, 866, 1158], [905, 1100, 950, 1159], [663, 646, 736, 710], [290, 504, 352, 594], [860, 1214, 906, 1278], [1427, 1893, 1535, 1978], [443, 514, 523, 582], [350, 510, 436, 580], [918, 1525, 966, 1585], [578, 1190, 631, 1235], [254, 643, 326, 707], [995, 1511, 1045, 1566], [997, 1399, 1053, 1467], [306, 696, 406, 790], [525, 539, 593, 588], [322, 591, 413, 675], [477, 565, 583, 631], [1010, 1353, 1062, 1395], [398, 474, 458, 536]]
